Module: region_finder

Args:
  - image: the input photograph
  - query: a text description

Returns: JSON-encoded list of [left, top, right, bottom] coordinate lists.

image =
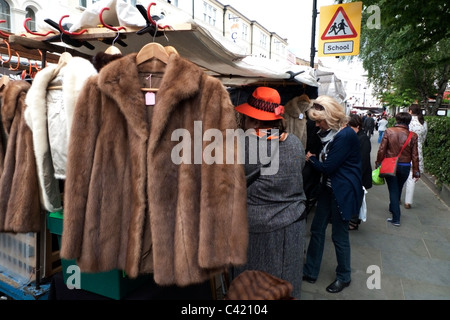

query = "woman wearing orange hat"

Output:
[[302, 95, 363, 293], [232, 86, 308, 299]]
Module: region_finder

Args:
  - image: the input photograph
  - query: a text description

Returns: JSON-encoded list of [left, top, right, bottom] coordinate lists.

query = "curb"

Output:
[[421, 172, 450, 208]]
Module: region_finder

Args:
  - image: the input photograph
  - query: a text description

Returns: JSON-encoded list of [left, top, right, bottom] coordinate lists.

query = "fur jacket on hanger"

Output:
[[283, 94, 311, 149], [24, 56, 98, 213], [0, 80, 41, 232], [60, 52, 248, 286]]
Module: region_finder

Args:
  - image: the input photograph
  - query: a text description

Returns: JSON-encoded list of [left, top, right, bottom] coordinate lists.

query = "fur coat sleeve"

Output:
[[0, 81, 41, 232], [61, 53, 248, 286]]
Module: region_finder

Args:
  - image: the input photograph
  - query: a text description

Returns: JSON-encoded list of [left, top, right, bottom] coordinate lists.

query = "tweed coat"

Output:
[[60, 52, 248, 286], [0, 80, 41, 232]]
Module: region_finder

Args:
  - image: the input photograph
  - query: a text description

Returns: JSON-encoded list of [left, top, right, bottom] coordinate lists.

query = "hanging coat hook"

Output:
[[0, 20, 10, 38], [59, 15, 88, 36], [0, 38, 11, 63], [147, 2, 169, 29], [33, 49, 43, 71], [24, 18, 56, 36], [8, 49, 20, 71], [99, 7, 126, 32]]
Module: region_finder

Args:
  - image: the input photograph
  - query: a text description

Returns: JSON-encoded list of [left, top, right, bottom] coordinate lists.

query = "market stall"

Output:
[[0, 0, 320, 300]]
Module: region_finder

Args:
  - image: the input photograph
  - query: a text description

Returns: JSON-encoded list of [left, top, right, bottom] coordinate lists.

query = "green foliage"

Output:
[[387, 116, 395, 128], [423, 116, 450, 186], [347, 0, 450, 114], [380, 88, 416, 110]]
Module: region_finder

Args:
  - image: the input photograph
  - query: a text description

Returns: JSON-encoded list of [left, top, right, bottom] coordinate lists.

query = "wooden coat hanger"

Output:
[[105, 45, 122, 55], [58, 51, 72, 66], [137, 42, 171, 94], [136, 42, 169, 66], [100, 7, 125, 55], [0, 74, 10, 90], [47, 51, 73, 90]]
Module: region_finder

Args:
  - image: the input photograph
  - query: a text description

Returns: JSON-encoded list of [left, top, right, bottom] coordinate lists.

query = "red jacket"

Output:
[[376, 124, 420, 178]]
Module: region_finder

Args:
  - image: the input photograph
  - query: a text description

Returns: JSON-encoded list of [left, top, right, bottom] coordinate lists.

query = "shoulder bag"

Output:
[[379, 132, 412, 177]]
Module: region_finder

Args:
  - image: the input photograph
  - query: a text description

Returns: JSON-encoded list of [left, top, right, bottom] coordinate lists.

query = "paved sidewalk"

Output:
[[301, 134, 450, 300]]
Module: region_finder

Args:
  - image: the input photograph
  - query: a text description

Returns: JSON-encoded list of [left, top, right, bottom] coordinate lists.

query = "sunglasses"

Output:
[[313, 103, 325, 111]]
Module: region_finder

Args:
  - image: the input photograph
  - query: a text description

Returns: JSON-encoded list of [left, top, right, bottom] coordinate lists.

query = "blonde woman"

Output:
[[302, 95, 363, 293]]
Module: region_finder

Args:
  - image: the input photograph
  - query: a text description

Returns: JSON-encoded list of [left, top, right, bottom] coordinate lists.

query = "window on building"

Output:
[[241, 24, 248, 41], [0, 0, 10, 33], [274, 40, 280, 52], [202, 2, 216, 26], [81, 0, 122, 8], [25, 7, 36, 32], [260, 32, 267, 48]]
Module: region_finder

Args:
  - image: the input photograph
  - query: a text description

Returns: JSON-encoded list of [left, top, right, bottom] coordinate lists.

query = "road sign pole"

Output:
[[310, 0, 317, 68]]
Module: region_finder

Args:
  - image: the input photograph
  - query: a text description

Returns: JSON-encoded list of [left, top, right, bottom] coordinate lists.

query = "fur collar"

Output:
[[24, 57, 98, 137], [97, 53, 205, 150], [284, 94, 311, 118], [1, 80, 30, 134]]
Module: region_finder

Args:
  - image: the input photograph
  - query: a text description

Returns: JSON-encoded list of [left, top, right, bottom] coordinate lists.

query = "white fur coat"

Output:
[[24, 56, 97, 212]]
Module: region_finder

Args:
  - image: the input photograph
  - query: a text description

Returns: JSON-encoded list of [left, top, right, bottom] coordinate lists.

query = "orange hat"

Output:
[[235, 87, 285, 121]]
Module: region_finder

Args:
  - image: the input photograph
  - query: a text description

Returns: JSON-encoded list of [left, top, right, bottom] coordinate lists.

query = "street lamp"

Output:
[[363, 86, 367, 109]]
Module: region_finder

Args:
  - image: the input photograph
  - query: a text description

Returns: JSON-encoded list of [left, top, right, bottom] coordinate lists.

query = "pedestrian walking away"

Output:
[[377, 115, 388, 143], [302, 95, 363, 294], [348, 114, 372, 230], [404, 104, 427, 209], [375, 112, 420, 227], [363, 113, 375, 138]]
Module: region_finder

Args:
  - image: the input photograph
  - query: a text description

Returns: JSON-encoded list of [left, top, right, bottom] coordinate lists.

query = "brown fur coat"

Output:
[[0, 80, 41, 232], [60, 53, 248, 286], [283, 94, 311, 148]]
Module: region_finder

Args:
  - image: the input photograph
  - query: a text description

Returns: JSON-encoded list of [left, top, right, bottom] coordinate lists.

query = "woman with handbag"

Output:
[[375, 112, 420, 227]]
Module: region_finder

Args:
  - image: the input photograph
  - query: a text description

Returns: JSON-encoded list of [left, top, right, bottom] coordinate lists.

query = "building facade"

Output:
[[0, 0, 290, 63]]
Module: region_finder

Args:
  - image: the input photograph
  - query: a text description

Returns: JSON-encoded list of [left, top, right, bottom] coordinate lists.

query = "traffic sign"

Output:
[[318, 2, 362, 57]]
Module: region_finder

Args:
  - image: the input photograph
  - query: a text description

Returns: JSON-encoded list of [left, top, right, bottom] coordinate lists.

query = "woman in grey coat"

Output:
[[232, 87, 307, 299]]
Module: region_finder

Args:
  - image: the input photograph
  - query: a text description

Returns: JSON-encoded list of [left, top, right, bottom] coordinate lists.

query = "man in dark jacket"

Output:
[[363, 113, 375, 138], [348, 114, 372, 230]]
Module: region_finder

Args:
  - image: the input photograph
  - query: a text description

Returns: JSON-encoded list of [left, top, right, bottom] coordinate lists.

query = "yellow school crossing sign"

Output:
[[318, 1, 362, 57]]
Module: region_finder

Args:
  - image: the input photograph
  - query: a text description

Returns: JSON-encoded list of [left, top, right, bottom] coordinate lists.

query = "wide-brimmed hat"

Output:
[[235, 87, 285, 121]]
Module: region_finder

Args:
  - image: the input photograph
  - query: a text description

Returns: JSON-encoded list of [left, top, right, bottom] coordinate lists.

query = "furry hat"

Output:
[[225, 270, 294, 300]]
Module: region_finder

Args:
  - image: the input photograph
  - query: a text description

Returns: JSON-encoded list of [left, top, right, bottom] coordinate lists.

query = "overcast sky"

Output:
[[220, 0, 336, 61]]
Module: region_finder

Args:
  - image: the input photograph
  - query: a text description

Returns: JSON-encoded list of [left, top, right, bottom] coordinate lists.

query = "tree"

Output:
[[348, 0, 450, 114]]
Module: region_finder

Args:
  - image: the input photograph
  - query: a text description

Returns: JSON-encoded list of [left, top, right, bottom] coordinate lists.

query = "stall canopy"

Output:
[[316, 69, 347, 105], [11, 0, 318, 88]]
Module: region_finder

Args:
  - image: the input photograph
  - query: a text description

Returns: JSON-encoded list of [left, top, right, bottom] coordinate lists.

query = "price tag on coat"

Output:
[[146, 92, 156, 106]]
